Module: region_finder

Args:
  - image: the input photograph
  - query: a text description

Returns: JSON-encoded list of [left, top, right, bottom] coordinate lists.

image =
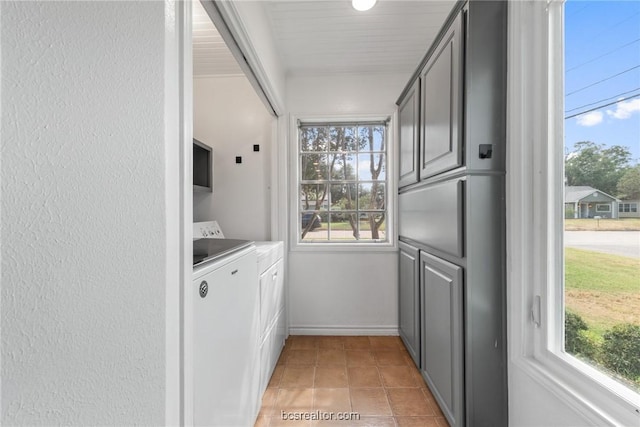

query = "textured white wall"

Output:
[[1, 2, 167, 424], [286, 73, 407, 334], [193, 76, 274, 241]]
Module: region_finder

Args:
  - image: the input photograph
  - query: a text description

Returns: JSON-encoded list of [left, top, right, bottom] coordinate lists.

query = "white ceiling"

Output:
[[264, 0, 456, 76], [192, 0, 244, 77], [192, 0, 456, 78]]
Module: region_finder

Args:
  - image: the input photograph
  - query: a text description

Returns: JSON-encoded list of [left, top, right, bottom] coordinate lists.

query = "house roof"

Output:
[[565, 186, 620, 203]]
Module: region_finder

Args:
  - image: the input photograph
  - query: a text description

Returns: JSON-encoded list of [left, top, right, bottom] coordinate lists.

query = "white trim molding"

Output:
[[289, 326, 399, 336], [164, 0, 192, 425]]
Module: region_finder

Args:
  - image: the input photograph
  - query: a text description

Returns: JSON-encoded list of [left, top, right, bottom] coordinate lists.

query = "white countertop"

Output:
[[254, 241, 284, 273]]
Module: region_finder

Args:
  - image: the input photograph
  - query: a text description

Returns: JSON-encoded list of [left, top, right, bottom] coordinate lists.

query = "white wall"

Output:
[[1, 2, 169, 424], [286, 73, 408, 334], [217, 1, 286, 115], [193, 76, 274, 241]]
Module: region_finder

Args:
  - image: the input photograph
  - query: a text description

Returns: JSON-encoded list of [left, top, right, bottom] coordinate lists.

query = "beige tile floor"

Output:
[[255, 336, 450, 427]]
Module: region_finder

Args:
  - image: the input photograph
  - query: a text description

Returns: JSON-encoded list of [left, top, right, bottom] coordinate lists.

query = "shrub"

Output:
[[565, 205, 575, 219], [601, 324, 640, 381], [565, 310, 598, 358]]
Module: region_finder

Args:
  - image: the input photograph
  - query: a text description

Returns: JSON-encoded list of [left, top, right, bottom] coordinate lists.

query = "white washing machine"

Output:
[[191, 222, 260, 426]]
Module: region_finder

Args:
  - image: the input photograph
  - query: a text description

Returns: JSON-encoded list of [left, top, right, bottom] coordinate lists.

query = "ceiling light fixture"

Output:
[[352, 0, 377, 12]]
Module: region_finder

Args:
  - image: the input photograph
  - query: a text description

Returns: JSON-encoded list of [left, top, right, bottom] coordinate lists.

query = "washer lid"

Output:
[[193, 238, 253, 266]]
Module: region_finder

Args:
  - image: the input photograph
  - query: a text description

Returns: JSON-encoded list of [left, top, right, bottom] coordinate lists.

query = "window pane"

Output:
[[328, 212, 358, 241], [330, 183, 357, 210], [300, 126, 329, 152], [359, 183, 386, 211], [358, 125, 385, 151], [301, 211, 327, 242], [301, 154, 328, 181], [331, 153, 356, 180], [358, 213, 386, 241], [358, 153, 386, 180], [329, 126, 358, 152], [300, 184, 328, 211], [563, 0, 640, 392]]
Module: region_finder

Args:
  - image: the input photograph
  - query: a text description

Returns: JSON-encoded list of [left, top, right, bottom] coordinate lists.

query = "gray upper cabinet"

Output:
[[420, 252, 464, 427], [398, 79, 420, 188], [420, 12, 463, 180], [398, 241, 420, 368]]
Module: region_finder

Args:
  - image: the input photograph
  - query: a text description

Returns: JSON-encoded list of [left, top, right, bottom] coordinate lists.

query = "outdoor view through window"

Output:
[[299, 123, 387, 243], [563, 0, 640, 392]]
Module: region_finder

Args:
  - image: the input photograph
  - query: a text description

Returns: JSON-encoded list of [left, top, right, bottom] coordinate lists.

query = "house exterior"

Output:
[[565, 186, 620, 219], [618, 200, 640, 218]]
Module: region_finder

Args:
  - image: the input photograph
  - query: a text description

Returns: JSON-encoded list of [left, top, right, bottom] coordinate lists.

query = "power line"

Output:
[[565, 87, 640, 113], [564, 93, 640, 120], [566, 65, 640, 96], [566, 38, 640, 73], [565, 11, 640, 57]]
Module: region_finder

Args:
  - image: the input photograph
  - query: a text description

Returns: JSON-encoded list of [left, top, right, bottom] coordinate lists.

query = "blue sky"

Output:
[[564, 0, 640, 163]]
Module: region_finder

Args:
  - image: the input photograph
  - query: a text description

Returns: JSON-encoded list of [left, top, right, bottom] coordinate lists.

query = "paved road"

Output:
[[564, 231, 640, 259]]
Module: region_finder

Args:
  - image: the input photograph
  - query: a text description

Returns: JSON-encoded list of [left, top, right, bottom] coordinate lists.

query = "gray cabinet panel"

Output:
[[420, 252, 464, 427], [420, 12, 463, 179], [398, 80, 420, 188], [398, 241, 420, 367], [398, 178, 464, 258]]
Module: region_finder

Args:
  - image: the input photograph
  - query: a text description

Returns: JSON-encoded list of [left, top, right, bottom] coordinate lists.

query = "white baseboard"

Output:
[[288, 325, 399, 336]]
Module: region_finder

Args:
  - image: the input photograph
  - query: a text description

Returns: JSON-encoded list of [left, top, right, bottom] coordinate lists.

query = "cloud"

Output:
[[576, 111, 603, 127], [606, 98, 640, 120]]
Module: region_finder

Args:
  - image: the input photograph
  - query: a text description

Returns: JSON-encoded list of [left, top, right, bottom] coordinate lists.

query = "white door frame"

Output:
[[164, 0, 193, 425]]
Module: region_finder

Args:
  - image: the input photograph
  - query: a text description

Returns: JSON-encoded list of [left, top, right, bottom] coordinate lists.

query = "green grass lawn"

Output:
[[565, 248, 640, 335], [565, 218, 640, 231], [319, 221, 386, 231]]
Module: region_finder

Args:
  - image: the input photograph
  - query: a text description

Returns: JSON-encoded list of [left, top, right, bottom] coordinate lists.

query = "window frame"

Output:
[[289, 114, 397, 252], [619, 203, 638, 213], [507, 1, 640, 425]]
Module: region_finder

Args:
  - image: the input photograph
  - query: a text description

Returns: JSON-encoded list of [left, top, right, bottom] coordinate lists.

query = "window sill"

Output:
[[512, 350, 640, 426], [290, 242, 397, 254]]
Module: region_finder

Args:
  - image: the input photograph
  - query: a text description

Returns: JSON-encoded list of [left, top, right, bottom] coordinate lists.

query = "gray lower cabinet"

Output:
[[420, 251, 464, 427], [398, 241, 420, 367]]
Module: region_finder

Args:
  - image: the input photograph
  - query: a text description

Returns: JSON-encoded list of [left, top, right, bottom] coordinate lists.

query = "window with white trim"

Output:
[[619, 203, 638, 213], [297, 122, 388, 244], [562, 0, 639, 395], [508, 0, 640, 424]]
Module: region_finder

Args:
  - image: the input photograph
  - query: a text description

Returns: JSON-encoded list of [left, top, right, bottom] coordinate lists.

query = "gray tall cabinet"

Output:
[[396, 2, 507, 427]]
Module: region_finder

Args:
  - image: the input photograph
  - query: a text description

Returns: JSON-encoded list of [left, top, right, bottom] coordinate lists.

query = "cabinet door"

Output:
[[420, 252, 463, 427], [398, 79, 420, 188], [398, 241, 420, 367], [420, 12, 463, 179]]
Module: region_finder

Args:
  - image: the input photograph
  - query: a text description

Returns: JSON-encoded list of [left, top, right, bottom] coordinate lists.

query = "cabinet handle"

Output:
[[231, 269, 238, 275]]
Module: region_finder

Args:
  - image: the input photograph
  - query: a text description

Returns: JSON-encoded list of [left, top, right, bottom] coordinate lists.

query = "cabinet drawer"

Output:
[[398, 179, 464, 258]]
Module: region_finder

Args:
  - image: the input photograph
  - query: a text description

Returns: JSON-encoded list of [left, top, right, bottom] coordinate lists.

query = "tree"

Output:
[[363, 126, 385, 239], [616, 165, 640, 200], [565, 141, 632, 196]]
